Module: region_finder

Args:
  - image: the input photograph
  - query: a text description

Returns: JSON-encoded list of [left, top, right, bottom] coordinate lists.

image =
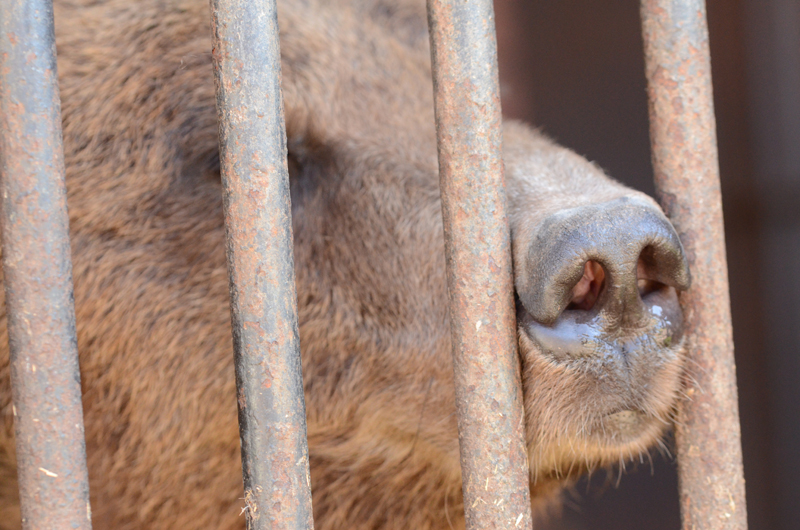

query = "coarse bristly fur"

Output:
[[0, 0, 689, 529]]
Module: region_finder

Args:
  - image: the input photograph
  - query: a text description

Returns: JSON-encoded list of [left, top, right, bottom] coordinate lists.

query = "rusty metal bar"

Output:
[[210, 1, 314, 529], [640, 1, 748, 529], [0, 0, 93, 528], [426, 1, 533, 529]]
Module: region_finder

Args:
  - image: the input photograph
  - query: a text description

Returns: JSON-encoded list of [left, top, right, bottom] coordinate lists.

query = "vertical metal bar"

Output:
[[210, 1, 314, 529], [0, 1, 93, 529], [427, 1, 533, 529], [640, 1, 748, 529]]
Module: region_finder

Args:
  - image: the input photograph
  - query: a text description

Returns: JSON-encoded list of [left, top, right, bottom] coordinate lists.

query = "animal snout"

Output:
[[516, 196, 690, 361]]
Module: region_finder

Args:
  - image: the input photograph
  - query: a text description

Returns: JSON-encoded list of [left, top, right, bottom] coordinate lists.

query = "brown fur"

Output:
[[0, 0, 685, 528]]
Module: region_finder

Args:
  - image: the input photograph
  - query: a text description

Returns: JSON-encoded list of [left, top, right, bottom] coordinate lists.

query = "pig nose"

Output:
[[517, 196, 690, 326]]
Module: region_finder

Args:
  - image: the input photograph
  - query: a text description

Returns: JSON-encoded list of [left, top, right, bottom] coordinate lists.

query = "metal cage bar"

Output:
[[0, 1, 93, 528], [210, 1, 314, 529], [426, 1, 534, 529], [640, 1, 748, 529]]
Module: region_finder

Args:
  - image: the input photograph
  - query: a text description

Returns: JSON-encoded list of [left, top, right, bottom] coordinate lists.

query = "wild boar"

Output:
[[0, 0, 690, 528]]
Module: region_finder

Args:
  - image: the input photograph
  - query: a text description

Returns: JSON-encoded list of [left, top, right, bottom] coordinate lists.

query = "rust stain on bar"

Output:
[[210, 0, 314, 529], [427, 1, 533, 529], [0, 0, 93, 528], [640, 1, 748, 529]]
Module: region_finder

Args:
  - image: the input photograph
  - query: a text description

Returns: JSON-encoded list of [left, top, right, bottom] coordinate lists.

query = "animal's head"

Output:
[[278, 0, 689, 499]]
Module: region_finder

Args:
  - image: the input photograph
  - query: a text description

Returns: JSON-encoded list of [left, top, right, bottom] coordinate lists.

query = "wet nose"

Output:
[[517, 196, 690, 326]]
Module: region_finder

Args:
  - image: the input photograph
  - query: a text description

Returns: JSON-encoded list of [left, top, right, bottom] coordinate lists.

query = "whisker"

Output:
[[646, 451, 655, 476]]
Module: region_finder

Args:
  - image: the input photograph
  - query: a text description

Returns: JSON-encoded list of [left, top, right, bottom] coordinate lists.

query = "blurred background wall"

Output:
[[492, 1, 800, 529]]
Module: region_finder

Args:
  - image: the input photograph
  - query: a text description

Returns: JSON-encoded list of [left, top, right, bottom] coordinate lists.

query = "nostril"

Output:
[[636, 258, 664, 297], [568, 260, 605, 311], [636, 246, 680, 298], [518, 197, 690, 325], [636, 277, 664, 297]]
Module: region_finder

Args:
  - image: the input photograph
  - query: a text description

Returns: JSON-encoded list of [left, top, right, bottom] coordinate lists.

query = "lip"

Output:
[[581, 409, 666, 444]]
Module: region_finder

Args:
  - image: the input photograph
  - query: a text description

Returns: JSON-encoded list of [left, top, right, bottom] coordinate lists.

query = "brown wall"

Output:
[[494, 1, 800, 529]]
